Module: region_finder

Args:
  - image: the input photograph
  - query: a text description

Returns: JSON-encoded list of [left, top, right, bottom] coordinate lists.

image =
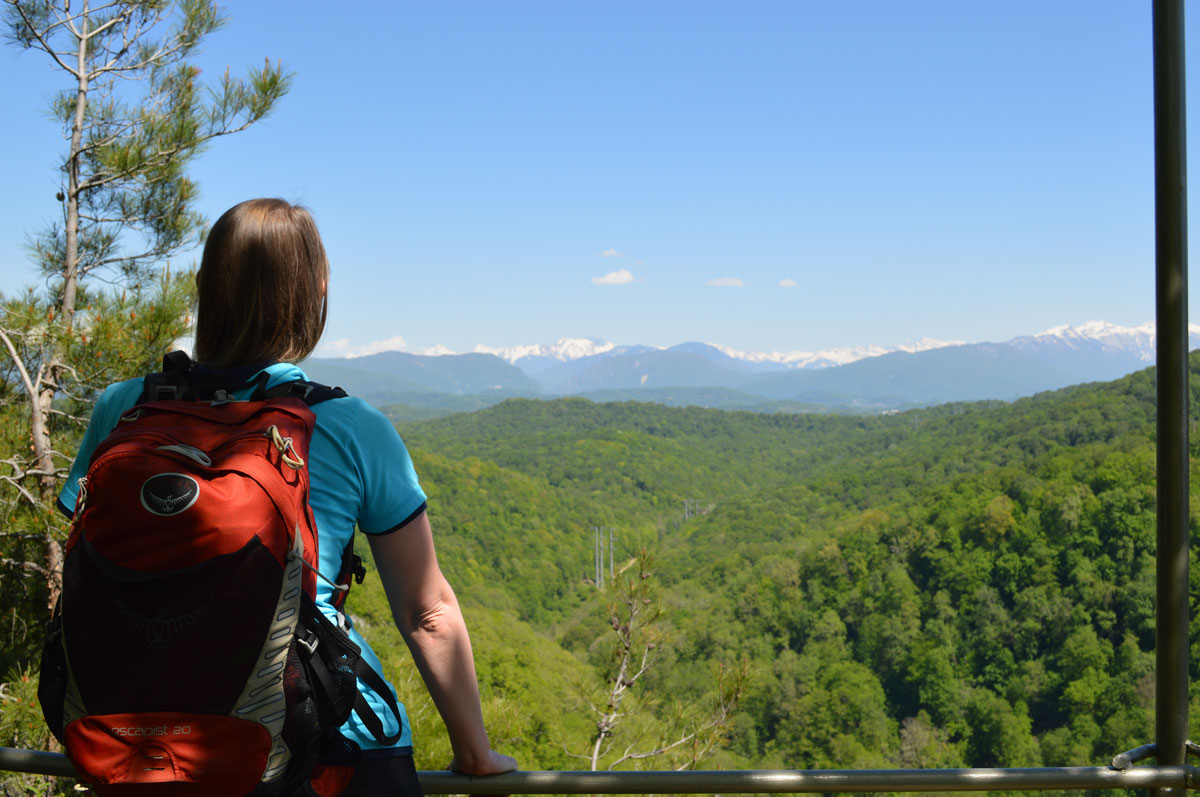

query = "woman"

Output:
[[57, 198, 516, 795]]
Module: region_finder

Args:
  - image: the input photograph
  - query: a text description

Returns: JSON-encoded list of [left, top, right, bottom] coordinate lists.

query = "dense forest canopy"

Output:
[[3, 355, 1199, 793], [330, 357, 1200, 778]]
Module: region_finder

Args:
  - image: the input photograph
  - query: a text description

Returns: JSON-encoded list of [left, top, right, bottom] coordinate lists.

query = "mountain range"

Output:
[[300, 321, 1200, 414]]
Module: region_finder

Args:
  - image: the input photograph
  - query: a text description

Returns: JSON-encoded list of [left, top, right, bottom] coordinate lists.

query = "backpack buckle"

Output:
[[297, 632, 319, 655], [153, 384, 179, 400]]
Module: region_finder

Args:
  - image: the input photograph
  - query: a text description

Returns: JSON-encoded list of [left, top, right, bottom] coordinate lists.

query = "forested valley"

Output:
[[4, 356, 1200, 792], [306, 355, 1200, 778]]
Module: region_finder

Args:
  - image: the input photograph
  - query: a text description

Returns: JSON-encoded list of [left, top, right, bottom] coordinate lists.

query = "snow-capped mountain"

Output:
[[471, 322, 1193, 374], [708, 336, 966, 369], [1007, 320, 1200, 384], [1024, 320, 1200, 360], [303, 321, 1200, 413], [475, 336, 616, 364], [473, 337, 621, 375], [470, 334, 967, 372], [472, 321, 1200, 398]]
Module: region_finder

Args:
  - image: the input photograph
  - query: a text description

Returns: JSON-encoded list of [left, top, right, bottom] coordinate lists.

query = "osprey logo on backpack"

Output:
[[139, 472, 200, 516], [38, 352, 399, 797], [115, 597, 207, 648]]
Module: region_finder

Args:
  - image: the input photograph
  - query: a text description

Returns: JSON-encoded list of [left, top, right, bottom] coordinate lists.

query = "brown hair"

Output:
[[194, 198, 329, 368]]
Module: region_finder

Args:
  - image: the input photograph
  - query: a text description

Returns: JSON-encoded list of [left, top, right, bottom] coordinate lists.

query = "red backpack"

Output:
[[40, 353, 399, 795]]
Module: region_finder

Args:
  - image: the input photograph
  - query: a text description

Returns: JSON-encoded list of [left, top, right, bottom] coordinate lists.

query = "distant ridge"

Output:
[[466, 335, 965, 372], [302, 350, 540, 399], [306, 322, 1200, 413]]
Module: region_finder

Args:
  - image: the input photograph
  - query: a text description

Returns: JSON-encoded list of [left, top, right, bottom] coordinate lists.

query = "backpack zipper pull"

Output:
[[266, 426, 305, 470], [73, 477, 88, 518], [296, 554, 352, 595], [156, 444, 212, 466]]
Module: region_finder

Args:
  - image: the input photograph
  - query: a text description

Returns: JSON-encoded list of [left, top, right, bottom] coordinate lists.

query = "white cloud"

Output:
[[419, 344, 456, 356], [779, 278, 797, 288], [707, 277, 744, 288], [593, 268, 635, 285], [601, 248, 624, 258], [315, 335, 408, 358], [315, 338, 353, 357]]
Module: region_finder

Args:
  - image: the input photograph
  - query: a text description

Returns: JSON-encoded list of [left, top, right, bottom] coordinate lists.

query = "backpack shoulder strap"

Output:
[[138, 351, 348, 406], [264, 379, 349, 407], [137, 350, 194, 403]]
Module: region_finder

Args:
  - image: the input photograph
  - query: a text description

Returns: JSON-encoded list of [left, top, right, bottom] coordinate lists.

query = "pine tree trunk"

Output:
[[36, 8, 92, 611], [35, 374, 61, 609], [61, 22, 88, 338]]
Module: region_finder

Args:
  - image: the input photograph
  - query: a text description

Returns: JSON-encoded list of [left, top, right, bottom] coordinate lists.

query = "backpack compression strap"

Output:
[[352, 659, 405, 746]]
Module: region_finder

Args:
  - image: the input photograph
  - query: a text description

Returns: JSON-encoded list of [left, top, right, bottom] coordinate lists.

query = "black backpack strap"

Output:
[[264, 379, 349, 407], [330, 541, 367, 613], [139, 352, 347, 406], [299, 594, 402, 747], [37, 599, 67, 745], [351, 660, 404, 746], [186, 364, 271, 402], [163, 350, 192, 372], [137, 350, 195, 403], [138, 352, 260, 403]]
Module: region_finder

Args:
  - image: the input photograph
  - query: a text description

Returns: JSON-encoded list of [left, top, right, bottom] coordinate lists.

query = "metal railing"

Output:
[[0, 747, 1196, 793]]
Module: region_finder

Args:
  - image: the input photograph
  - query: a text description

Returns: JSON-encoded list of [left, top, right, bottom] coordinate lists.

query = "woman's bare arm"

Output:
[[367, 511, 517, 775]]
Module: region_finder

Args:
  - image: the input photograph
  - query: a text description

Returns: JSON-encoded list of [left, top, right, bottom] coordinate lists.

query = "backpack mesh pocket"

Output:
[[302, 595, 362, 729]]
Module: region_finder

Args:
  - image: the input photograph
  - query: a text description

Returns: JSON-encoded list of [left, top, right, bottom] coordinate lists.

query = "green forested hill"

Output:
[[346, 357, 1200, 776]]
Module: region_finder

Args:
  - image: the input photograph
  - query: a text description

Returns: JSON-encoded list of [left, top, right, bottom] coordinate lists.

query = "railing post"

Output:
[[1154, 0, 1190, 792]]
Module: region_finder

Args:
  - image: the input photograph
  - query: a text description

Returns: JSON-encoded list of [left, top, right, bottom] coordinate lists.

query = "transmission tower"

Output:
[[593, 526, 614, 589]]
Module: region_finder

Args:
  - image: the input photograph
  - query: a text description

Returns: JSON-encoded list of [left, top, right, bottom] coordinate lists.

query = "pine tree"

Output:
[[570, 550, 748, 771], [0, 0, 291, 633]]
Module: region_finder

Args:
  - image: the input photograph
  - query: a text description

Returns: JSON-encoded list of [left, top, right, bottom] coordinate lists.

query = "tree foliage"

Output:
[[378, 357, 1200, 781], [0, 5, 289, 788], [565, 550, 747, 771]]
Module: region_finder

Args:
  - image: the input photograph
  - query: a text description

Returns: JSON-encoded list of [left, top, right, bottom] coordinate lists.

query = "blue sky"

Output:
[[1, 1, 1193, 355]]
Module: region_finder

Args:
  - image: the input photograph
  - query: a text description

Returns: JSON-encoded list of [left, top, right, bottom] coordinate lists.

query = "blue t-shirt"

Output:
[[58, 362, 427, 754]]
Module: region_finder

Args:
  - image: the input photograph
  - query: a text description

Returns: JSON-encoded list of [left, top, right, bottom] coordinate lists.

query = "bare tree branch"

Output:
[[3, 0, 81, 77], [0, 326, 39, 401], [0, 532, 50, 542], [0, 557, 50, 577], [0, 474, 40, 508], [47, 407, 90, 424], [77, 6, 129, 45]]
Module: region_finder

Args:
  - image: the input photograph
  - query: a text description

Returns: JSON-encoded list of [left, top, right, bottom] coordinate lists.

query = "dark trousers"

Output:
[[359, 754, 423, 797]]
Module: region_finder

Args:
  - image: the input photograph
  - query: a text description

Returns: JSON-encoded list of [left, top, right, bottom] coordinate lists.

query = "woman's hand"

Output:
[[449, 750, 518, 776]]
